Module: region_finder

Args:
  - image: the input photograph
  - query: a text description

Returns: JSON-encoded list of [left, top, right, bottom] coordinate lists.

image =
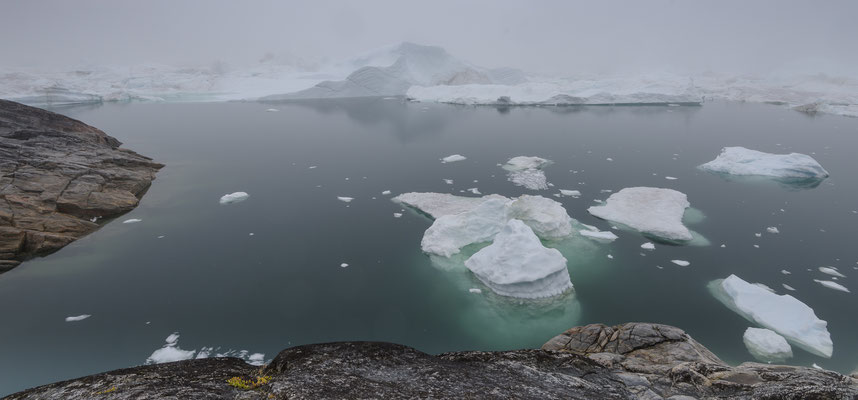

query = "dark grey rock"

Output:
[[0, 99, 162, 272], [7, 323, 856, 399]]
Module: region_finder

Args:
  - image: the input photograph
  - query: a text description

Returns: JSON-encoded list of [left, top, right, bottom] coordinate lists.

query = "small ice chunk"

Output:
[[308, 166, 317, 169], [781, 270, 791, 275], [219, 192, 249, 205], [607, 254, 614, 259], [146, 333, 196, 364], [711, 274, 833, 357], [782, 284, 795, 291], [813, 279, 849, 293], [157, 235, 165, 239], [340, 263, 349, 268], [579, 229, 618, 241], [743, 327, 793, 362], [337, 197, 354, 203], [559, 189, 581, 197], [441, 154, 467, 163], [393, 213, 402, 218], [443, 179, 454, 185], [265, 108, 279, 112], [767, 227, 780, 234], [467, 188, 481, 195], [465, 219, 572, 299], [65, 314, 91, 322], [671, 260, 690, 267], [122, 218, 142, 224], [700, 147, 829, 181], [818, 267, 845, 278], [641, 242, 655, 250], [503, 156, 552, 190], [469, 288, 482, 294], [588, 187, 693, 242], [665, 176, 678, 180], [382, 190, 392, 195], [755, 233, 762, 238]]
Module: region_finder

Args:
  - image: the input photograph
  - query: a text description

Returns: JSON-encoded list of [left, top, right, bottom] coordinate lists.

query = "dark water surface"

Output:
[[1, 99, 856, 395]]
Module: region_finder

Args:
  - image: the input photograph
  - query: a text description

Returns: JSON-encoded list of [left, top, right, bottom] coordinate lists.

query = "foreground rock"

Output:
[[9, 322, 856, 399], [0, 100, 162, 272]]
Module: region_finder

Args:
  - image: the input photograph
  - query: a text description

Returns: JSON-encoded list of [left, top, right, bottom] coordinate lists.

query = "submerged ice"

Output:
[[465, 219, 572, 299]]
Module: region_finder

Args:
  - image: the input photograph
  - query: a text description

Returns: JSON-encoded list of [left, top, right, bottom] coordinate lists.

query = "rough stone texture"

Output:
[[7, 323, 857, 399], [0, 99, 162, 272]]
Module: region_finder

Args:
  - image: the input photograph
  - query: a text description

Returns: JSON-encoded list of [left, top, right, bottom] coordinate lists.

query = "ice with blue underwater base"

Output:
[[588, 187, 693, 242], [699, 147, 829, 185], [709, 274, 833, 358], [465, 219, 572, 299]]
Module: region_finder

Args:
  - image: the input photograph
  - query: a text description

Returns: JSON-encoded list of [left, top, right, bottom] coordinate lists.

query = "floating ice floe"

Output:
[[578, 229, 618, 241], [709, 274, 833, 357], [699, 147, 829, 186], [559, 189, 581, 197], [421, 198, 511, 257], [65, 315, 91, 322], [465, 219, 572, 299], [340, 263, 349, 268], [393, 213, 402, 218], [441, 154, 467, 163], [813, 279, 850, 293], [641, 242, 655, 250], [393, 192, 509, 219], [588, 187, 693, 242], [508, 195, 573, 239], [467, 188, 481, 195], [122, 218, 142, 224], [671, 260, 690, 267], [265, 108, 279, 112], [469, 288, 482, 294], [818, 267, 845, 278], [767, 227, 780, 234], [502, 156, 552, 190], [665, 176, 678, 180], [382, 190, 392, 195], [782, 284, 796, 291], [443, 179, 454, 185], [743, 327, 793, 362], [337, 196, 354, 203], [219, 192, 249, 205]]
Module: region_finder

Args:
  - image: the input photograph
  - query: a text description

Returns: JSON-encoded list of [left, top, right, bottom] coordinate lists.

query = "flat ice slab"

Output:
[[700, 147, 829, 182], [65, 314, 91, 322], [421, 198, 511, 257], [220, 192, 249, 205], [588, 187, 693, 242], [441, 154, 466, 163], [579, 229, 618, 241], [503, 156, 552, 190], [710, 274, 833, 358], [465, 219, 572, 299], [393, 192, 509, 219], [743, 327, 793, 362]]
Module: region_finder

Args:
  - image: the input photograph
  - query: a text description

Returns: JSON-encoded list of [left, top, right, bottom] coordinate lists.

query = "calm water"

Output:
[[1, 99, 857, 395]]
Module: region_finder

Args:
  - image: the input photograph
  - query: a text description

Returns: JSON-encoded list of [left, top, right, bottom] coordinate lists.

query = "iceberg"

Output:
[[710, 274, 833, 357], [502, 156, 552, 190], [588, 187, 693, 242], [393, 192, 509, 219], [508, 195, 573, 239], [465, 219, 572, 299], [743, 327, 793, 362], [699, 147, 829, 186], [219, 192, 249, 205], [421, 198, 511, 257]]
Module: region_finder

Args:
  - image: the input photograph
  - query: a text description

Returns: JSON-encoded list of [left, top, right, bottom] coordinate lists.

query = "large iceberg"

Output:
[[710, 274, 833, 358], [502, 156, 552, 190], [465, 219, 572, 299], [421, 198, 511, 257], [743, 327, 793, 362], [700, 147, 829, 185], [587, 187, 693, 242]]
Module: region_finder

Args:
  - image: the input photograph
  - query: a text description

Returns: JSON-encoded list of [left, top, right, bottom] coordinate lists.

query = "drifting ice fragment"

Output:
[[220, 192, 249, 205], [441, 154, 467, 163], [699, 147, 829, 185], [337, 197, 354, 203], [382, 190, 392, 195], [65, 315, 91, 322], [588, 187, 693, 242], [709, 274, 833, 357], [465, 219, 572, 299], [671, 260, 690, 266], [393, 192, 510, 219], [579, 229, 618, 241], [559, 189, 581, 197], [767, 227, 780, 234], [818, 267, 845, 278], [122, 218, 142, 224], [743, 327, 793, 362], [340, 263, 349, 268], [813, 279, 850, 293], [469, 288, 482, 294], [503, 156, 552, 190], [641, 242, 655, 250], [421, 198, 511, 257]]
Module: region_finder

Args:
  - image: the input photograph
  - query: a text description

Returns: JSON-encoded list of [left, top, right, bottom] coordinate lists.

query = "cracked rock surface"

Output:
[[7, 323, 856, 399], [0, 99, 162, 272]]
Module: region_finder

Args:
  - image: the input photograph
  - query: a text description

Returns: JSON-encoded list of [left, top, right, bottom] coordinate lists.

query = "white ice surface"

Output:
[[711, 274, 833, 357], [743, 327, 793, 362], [700, 147, 829, 181], [508, 195, 573, 239], [465, 219, 572, 299], [578, 229, 618, 241], [559, 189, 581, 197], [122, 219, 142, 224], [219, 192, 249, 205], [64, 315, 91, 322], [337, 196, 354, 203], [421, 198, 511, 257], [393, 192, 509, 219], [503, 156, 552, 190], [441, 154, 467, 163], [814, 279, 850, 293], [671, 260, 690, 267], [588, 187, 692, 242], [818, 267, 846, 278], [146, 332, 266, 365]]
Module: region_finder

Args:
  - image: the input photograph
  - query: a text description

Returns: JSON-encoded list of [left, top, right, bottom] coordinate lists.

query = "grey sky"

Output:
[[2, 0, 856, 75]]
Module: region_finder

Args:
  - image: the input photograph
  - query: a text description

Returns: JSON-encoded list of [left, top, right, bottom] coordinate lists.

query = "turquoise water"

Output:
[[0, 99, 856, 395]]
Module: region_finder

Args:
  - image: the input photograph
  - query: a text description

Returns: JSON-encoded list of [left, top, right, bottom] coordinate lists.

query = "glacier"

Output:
[[709, 274, 833, 358], [700, 147, 829, 185], [588, 187, 693, 242], [743, 327, 793, 362], [465, 219, 572, 299]]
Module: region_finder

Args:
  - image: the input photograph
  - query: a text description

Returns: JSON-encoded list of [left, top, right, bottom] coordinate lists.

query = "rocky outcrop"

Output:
[[0, 99, 162, 272], [7, 323, 856, 399]]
